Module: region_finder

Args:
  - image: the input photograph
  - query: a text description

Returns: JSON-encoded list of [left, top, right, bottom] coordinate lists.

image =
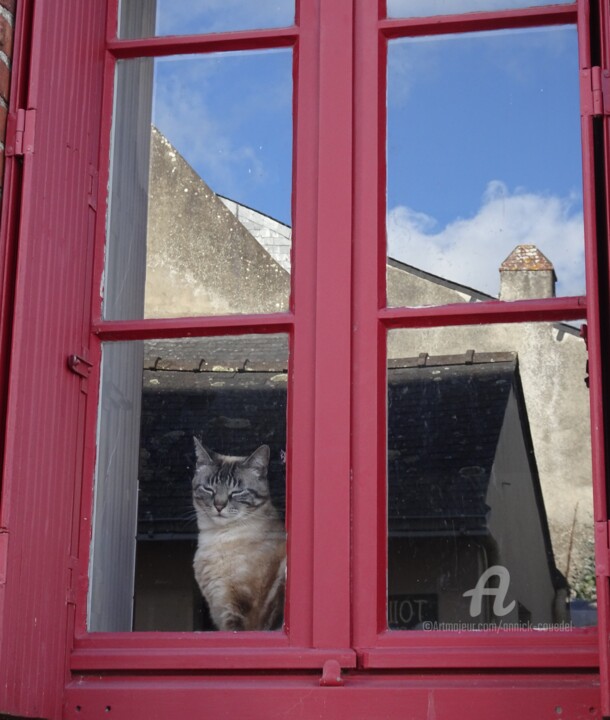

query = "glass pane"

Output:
[[105, 51, 292, 320], [387, 322, 596, 630], [386, 27, 583, 308], [89, 334, 288, 632], [387, 0, 573, 18], [119, 0, 295, 39]]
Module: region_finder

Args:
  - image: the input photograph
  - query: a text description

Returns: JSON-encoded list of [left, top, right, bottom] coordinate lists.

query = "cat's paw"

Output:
[[222, 613, 246, 631]]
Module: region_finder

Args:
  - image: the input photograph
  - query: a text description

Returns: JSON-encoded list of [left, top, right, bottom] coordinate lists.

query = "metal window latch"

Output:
[[67, 354, 93, 379], [320, 659, 344, 687]]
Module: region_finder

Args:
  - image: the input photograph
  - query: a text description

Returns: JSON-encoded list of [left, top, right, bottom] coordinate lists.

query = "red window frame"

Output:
[[71, 0, 610, 675], [71, 0, 356, 673], [1, 0, 609, 716], [352, 0, 610, 695]]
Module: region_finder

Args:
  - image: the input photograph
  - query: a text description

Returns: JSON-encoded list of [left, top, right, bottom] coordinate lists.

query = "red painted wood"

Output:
[[92, 313, 295, 341], [106, 26, 299, 60], [309, 0, 353, 651], [77, 0, 353, 668], [362, 629, 598, 669], [74, 629, 290, 648], [70, 646, 357, 672], [63, 672, 602, 720], [600, 0, 610, 710], [352, 0, 386, 652], [0, 0, 29, 482], [380, 3, 577, 38], [1, 0, 608, 716], [106, 0, 119, 41], [380, 295, 587, 328], [577, 0, 610, 713], [352, 0, 601, 686], [0, 1, 106, 718], [283, 0, 319, 649], [0, 0, 29, 695]]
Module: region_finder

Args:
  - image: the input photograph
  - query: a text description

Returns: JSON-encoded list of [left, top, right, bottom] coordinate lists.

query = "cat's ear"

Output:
[[242, 445, 270, 471], [193, 437, 214, 466]]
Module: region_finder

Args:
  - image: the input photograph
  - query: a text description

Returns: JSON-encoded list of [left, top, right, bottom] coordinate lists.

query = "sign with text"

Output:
[[388, 594, 438, 630]]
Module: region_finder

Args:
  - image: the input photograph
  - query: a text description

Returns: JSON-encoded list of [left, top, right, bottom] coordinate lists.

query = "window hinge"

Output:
[[581, 67, 610, 118], [595, 520, 610, 577], [0, 527, 8, 586], [6, 107, 36, 157]]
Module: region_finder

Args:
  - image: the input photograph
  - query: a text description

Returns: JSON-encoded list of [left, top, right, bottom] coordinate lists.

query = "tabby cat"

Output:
[[192, 438, 286, 631]]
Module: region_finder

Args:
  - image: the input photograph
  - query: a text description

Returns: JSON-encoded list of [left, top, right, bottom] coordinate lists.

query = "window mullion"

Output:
[[306, 0, 354, 652], [352, 0, 387, 652]]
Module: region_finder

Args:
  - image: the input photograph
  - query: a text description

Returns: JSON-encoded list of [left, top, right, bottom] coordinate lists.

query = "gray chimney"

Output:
[[499, 244, 556, 301]]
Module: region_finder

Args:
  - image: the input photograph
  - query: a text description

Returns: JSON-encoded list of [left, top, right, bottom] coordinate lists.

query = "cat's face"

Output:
[[192, 439, 271, 524]]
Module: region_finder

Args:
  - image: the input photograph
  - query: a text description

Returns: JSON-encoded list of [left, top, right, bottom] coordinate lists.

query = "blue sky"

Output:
[[387, 28, 581, 225], [387, 0, 572, 17], [152, 50, 293, 225], [152, 0, 293, 36], [386, 25, 584, 297], [147, 8, 584, 299]]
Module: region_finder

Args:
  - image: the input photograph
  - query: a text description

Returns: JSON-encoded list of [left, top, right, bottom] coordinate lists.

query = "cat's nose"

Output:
[[214, 499, 227, 513]]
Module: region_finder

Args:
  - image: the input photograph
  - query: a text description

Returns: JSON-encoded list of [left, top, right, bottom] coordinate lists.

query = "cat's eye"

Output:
[[195, 485, 214, 497]]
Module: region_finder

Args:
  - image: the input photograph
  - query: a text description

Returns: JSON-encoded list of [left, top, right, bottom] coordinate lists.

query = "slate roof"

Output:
[[137, 337, 288, 538], [388, 352, 521, 536], [136, 342, 535, 541], [144, 335, 288, 373]]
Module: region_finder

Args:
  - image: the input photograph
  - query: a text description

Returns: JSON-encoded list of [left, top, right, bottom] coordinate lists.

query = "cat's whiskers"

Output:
[[176, 508, 198, 525]]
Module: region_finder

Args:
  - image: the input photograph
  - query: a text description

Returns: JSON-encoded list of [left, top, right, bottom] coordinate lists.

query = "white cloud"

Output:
[[387, 181, 585, 297], [387, 39, 439, 108]]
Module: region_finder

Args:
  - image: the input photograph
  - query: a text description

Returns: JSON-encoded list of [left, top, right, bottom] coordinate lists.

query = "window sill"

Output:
[[359, 629, 599, 669], [71, 636, 357, 671]]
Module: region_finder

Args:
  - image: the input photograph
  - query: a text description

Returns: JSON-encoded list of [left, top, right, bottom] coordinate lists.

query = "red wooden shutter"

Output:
[[592, 0, 610, 712], [0, 0, 26, 476], [0, 2, 105, 717]]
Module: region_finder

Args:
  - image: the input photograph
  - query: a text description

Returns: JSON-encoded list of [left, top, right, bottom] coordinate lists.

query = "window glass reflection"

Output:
[[89, 335, 288, 632], [119, 0, 295, 39], [387, 0, 573, 19], [387, 322, 596, 630], [386, 27, 583, 308], [105, 51, 292, 320]]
